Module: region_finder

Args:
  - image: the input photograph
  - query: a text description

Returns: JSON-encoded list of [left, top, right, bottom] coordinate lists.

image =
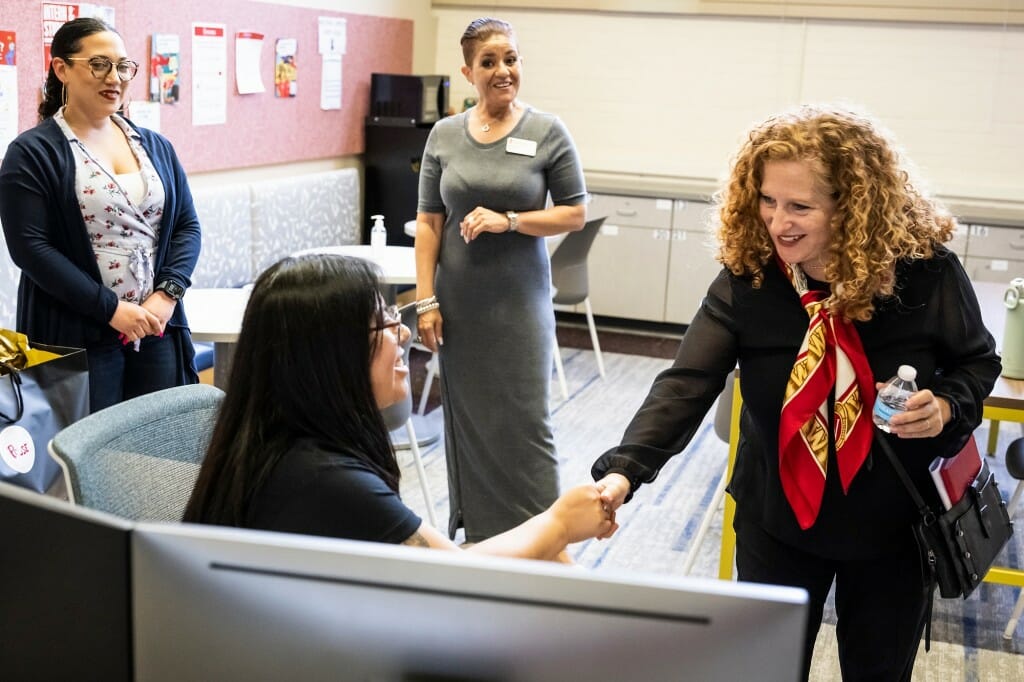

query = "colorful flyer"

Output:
[[274, 38, 297, 98], [149, 33, 180, 103], [0, 30, 16, 66]]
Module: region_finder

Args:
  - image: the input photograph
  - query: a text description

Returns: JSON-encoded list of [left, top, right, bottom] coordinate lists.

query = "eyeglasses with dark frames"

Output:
[[370, 301, 416, 336], [65, 56, 140, 81]]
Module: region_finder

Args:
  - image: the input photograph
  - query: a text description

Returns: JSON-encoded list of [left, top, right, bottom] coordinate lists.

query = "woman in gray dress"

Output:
[[415, 17, 587, 542]]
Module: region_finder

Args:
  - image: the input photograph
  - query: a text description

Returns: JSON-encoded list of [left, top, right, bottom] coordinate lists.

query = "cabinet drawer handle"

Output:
[[615, 209, 638, 217]]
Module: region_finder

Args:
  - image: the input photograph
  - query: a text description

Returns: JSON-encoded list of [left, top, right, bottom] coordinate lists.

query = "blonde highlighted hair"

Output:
[[715, 104, 956, 321]]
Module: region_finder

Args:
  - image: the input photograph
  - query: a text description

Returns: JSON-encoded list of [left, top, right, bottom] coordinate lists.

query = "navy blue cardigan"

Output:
[[0, 117, 200, 366]]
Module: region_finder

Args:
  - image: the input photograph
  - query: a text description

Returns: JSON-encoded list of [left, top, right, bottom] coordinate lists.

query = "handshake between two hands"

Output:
[[553, 473, 633, 544]]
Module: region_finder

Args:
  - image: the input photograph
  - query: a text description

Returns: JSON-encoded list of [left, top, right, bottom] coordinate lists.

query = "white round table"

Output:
[[290, 244, 416, 284]]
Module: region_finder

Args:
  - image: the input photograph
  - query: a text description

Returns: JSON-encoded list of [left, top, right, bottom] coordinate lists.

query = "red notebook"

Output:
[[928, 436, 982, 510]]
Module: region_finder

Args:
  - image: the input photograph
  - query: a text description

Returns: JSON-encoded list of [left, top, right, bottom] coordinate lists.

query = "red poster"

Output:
[[41, 4, 115, 75], [42, 3, 83, 72]]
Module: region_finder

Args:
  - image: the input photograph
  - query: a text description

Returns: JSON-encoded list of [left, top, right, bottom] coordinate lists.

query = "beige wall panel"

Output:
[[434, 7, 1024, 205]]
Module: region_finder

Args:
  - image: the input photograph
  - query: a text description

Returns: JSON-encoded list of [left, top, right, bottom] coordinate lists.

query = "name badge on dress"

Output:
[[506, 137, 537, 157]]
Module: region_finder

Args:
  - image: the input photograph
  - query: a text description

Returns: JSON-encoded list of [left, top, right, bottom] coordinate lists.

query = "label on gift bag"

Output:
[[0, 425, 36, 474]]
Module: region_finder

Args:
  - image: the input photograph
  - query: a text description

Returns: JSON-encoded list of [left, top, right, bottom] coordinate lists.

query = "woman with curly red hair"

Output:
[[592, 104, 1000, 681]]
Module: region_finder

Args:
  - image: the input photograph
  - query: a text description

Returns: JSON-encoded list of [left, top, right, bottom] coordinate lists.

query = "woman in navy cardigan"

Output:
[[0, 18, 200, 412]]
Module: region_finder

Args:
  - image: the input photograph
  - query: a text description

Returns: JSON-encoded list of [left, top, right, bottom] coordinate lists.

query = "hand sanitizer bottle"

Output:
[[872, 364, 918, 433], [370, 214, 387, 255]]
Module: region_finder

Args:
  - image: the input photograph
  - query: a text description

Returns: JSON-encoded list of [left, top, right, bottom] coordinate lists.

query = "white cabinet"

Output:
[[585, 193, 672, 321], [963, 224, 1024, 283], [665, 200, 720, 324], [583, 193, 1024, 327]]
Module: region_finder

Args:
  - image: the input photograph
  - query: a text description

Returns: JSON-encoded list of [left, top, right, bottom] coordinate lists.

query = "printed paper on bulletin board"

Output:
[[4, 0, 413, 172]]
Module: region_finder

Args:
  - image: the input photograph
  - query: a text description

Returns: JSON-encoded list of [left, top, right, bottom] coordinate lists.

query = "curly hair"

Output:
[[715, 104, 956, 321]]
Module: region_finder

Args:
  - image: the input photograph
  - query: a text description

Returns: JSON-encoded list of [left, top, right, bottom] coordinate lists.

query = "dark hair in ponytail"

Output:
[[39, 17, 115, 121]]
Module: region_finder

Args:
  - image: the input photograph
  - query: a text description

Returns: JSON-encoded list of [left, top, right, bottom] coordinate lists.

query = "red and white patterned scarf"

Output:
[[778, 260, 876, 529]]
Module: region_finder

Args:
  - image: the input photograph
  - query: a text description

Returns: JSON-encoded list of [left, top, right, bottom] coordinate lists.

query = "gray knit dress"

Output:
[[417, 108, 586, 541]]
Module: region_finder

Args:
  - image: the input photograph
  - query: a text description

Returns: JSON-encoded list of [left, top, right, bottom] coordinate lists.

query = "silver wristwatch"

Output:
[[506, 211, 519, 232]]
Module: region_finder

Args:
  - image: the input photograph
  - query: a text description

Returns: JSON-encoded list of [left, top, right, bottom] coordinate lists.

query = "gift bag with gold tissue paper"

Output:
[[0, 329, 88, 493]]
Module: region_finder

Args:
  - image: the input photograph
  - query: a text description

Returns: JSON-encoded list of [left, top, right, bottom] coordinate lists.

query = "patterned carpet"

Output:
[[397, 322, 1024, 680]]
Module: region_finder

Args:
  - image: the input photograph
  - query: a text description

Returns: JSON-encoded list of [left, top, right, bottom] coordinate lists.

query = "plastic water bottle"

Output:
[[370, 214, 387, 255], [872, 364, 918, 433]]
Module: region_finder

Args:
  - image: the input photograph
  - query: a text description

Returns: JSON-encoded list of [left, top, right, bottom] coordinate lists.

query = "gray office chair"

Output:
[[551, 217, 607, 399], [47, 383, 224, 521]]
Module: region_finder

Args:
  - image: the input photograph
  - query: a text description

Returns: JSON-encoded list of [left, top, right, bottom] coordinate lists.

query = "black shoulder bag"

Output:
[[874, 432, 1013, 649]]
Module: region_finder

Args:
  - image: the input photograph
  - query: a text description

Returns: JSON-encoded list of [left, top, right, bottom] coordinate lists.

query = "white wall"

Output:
[[251, 0, 436, 74], [433, 8, 1024, 206]]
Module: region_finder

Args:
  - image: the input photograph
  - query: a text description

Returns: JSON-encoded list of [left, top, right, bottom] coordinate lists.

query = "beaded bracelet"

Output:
[[416, 296, 439, 315]]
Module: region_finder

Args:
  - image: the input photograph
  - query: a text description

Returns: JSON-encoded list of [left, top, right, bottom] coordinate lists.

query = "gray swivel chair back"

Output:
[[47, 383, 224, 521], [713, 370, 737, 443], [550, 217, 607, 391], [550, 216, 606, 307]]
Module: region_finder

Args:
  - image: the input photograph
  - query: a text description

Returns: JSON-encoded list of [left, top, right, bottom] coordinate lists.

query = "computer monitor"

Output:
[[132, 523, 807, 681], [0, 482, 133, 681]]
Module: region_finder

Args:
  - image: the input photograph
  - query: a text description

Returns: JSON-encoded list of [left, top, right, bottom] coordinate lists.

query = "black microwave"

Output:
[[369, 73, 449, 125]]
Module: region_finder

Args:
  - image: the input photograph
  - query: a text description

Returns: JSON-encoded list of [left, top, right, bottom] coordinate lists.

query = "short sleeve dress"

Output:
[[418, 107, 586, 541]]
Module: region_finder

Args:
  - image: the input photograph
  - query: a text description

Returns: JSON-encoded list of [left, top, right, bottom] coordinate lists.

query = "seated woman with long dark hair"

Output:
[[184, 254, 614, 559]]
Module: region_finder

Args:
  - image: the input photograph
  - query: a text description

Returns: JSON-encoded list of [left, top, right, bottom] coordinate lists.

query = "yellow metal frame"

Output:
[[717, 376, 743, 580]]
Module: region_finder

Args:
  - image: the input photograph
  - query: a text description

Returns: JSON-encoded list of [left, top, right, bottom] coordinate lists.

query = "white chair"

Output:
[[550, 217, 607, 400], [418, 351, 440, 416], [682, 371, 736, 575], [385, 302, 438, 527]]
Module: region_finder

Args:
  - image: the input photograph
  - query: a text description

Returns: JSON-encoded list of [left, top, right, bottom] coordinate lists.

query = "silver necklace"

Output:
[[479, 104, 516, 132]]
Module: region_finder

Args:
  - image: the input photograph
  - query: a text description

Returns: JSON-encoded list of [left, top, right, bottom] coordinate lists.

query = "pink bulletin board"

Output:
[[3, 0, 413, 172]]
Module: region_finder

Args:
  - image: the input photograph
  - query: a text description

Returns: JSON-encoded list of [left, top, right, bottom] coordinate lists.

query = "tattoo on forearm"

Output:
[[403, 531, 430, 548]]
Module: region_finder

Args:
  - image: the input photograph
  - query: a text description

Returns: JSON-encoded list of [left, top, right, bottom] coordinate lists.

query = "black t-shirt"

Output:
[[245, 438, 422, 544]]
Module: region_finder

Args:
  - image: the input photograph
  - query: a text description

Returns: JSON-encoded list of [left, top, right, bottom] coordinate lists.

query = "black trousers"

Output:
[[735, 519, 929, 682], [87, 332, 180, 413]]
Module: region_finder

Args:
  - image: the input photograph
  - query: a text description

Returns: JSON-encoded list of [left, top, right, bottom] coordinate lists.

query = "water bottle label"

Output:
[[873, 400, 900, 423]]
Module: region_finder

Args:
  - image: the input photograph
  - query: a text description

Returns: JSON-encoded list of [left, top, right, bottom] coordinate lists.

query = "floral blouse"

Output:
[[54, 108, 166, 304]]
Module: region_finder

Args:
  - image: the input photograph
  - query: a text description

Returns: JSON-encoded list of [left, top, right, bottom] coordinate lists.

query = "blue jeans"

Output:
[[86, 333, 180, 413]]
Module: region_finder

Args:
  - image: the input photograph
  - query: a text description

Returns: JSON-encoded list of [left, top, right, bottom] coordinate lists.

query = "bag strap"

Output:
[[874, 429, 938, 651], [0, 367, 25, 424], [873, 430, 936, 525]]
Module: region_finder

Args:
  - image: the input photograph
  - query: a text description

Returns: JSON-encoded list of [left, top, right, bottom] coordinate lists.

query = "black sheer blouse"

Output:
[[593, 247, 1000, 559]]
